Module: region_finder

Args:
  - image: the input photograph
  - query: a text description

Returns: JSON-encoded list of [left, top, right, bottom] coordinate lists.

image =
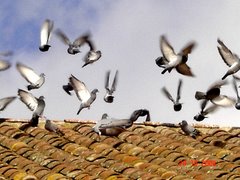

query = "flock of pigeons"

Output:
[[1, 19, 240, 137]]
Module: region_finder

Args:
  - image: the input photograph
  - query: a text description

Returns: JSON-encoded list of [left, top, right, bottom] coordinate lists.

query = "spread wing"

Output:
[[217, 39, 238, 66], [176, 79, 182, 103], [105, 71, 110, 91], [18, 89, 38, 111], [16, 62, 40, 84], [212, 95, 235, 107], [176, 63, 194, 76], [73, 32, 90, 47], [69, 74, 91, 102], [181, 42, 196, 56], [160, 35, 176, 62], [40, 19, 54, 46], [0, 60, 11, 71], [55, 29, 71, 45], [111, 70, 118, 92], [0, 96, 16, 111], [162, 87, 175, 103]]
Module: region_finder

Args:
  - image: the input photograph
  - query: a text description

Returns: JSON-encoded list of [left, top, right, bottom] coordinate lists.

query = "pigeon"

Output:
[[93, 109, 150, 135], [156, 35, 196, 76], [0, 60, 11, 71], [195, 80, 235, 107], [232, 76, 240, 109], [194, 100, 218, 121], [18, 89, 45, 127], [161, 79, 183, 111], [82, 38, 102, 67], [217, 39, 240, 80], [0, 96, 16, 112], [179, 120, 200, 138], [39, 19, 54, 52], [104, 70, 118, 103], [55, 29, 90, 55], [69, 74, 98, 114], [44, 118, 64, 136], [16, 62, 45, 91]]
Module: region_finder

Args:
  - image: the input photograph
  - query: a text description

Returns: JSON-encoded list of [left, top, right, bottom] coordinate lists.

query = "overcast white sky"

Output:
[[1, 0, 240, 127]]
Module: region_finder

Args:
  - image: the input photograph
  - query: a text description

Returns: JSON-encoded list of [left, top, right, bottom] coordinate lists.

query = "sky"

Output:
[[1, 0, 240, 127]]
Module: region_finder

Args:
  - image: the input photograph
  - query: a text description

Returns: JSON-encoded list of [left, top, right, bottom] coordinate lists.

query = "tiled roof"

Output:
[[0, 119, 240, 179]]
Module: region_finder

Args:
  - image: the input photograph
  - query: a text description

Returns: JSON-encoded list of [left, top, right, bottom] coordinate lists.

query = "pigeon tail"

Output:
[[195, 91, 206, 100], [82, 62, 90, 68], [222, 72, 230, 80], [39, 45, 51, 52]]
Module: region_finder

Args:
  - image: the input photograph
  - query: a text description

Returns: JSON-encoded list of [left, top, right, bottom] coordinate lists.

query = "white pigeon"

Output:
[[0, 96, 16, 112], [158, 35, 196, 76], [217, 39, 240, 80], [104, 70, 118, 103], [16, 62, 45, 90], [18, 89, 45, 127], [69, 74, 98, 114], [39, 19, 54, 52]]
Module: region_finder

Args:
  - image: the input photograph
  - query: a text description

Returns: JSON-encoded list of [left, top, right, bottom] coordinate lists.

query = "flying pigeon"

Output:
[[55, 29, 90, 55], [194, 100, 218, 121], [161, 79, 183, 111], [39, 19, 54, 52], [156, 35, 196, 76], [217, 39, 240, 80], [232, 76, 240, 109], [93, 109, 150, 135], [0, 60, 11, 71], [104, 70, 118, 103], [179, 120, 200, 138], [16, 62, 45, 91], [82, 38, 102, 67], [69, 74, 98, 114], [195, 80, 235, 107], [0, 96, 16, 112], [44, 118, 64, 136], [18, 89, 45, 127]]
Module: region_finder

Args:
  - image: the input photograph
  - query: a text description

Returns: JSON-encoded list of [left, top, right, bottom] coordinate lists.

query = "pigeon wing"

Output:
[[18, 89, 38, 111], [0, 96, 16, 111], [105, 71, 110, 91], [162, 87, 175, 103], [70, 75, 91, 102], [232, 77, 240, 98], [212, 95, 235, 107], [111, 70, 118, 92], [160, 35, 176, 62], [73, 33, 90, 47], [180, 42, 196, 56], [0, 60, 11, 71], [217, 39, 238, 66], [40, 19, 54, 46], [176, 63, 194, 76], [176, 79, 182, 103], [204, 105, 218, 115], [16, 63, 41, 84], [55, 29, 71, 45]]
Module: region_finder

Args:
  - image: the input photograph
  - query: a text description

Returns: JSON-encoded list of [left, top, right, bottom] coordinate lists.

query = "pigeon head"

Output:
[[179, 120, 187, 126], [39, 45, 51, 52], [101, 113, 109, 119], [235, 102, 240, 110], [40, 73, 45, 77], [38, 96, 45, 100], [92, 89, 99, 94], [174, 104, 182, 111], [104, 95, 114, 103]]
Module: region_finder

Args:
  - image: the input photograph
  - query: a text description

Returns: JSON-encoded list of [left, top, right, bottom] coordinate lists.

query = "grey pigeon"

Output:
[[161, 79, 183, 111], [194, 100, 218, 121], [82, 38, 102, 67], [55, 29, 89, 55], [0, 60, 11, 71], [18, 89, 45, 127], [195, 80, 235, 107], [217, 39, 240, 80], [16, 62, 45, 90], [93, 109, 150, 135], [232, 76, 240, 109], [104, 70, 118, 103], [39, 19, 54, 52], [156, 35, 196, 76], [44, 118, 64, 136], [0, 96, 16, 111], [179, 120, 200, 138], [69, 74, 98, 114]]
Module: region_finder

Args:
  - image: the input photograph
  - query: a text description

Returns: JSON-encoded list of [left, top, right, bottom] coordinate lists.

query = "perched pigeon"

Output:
[[0, 96, 16, 112], [232, 76, 240, 109], [55, 29, 90, 55], [161, 79, 183, 111], [217, 39, 240, 80], [195, 80, 235, 107], [39, 19, 54, 52], [93, 109, 150, 135], [18, 89, 45, 127], [0, 60, 11, 71], [69, 74, 98, 114], [156, 35, 196, 76], [179, 120, 200, 138], [82, 38, 102, 67], [16, 62, 45, 91], [44, 118, 64, 136], [104, 70, 118, 103], [194, 100, 218, 121]]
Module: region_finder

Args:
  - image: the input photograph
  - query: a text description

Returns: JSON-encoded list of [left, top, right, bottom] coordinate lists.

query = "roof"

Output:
[[0, 118, 239, 179]]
